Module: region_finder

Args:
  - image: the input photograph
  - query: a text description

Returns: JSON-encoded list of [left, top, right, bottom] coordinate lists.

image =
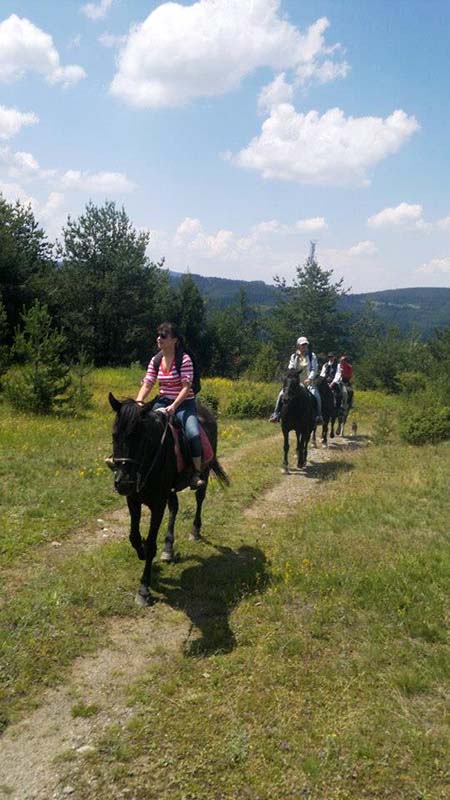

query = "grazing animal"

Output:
[[312, 376, 338, 447], [280, 369, 316, 472], [107, 394, 229, 605]]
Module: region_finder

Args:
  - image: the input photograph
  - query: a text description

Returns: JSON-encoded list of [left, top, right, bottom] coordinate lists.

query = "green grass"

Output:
[[3, 376, 450, 798]]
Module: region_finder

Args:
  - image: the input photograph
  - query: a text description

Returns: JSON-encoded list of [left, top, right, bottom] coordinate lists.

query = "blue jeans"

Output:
[[153, 397, 202, 457]]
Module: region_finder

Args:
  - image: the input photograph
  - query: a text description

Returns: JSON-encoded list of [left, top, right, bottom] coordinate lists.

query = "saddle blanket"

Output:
[[170, 423, 214, 473]]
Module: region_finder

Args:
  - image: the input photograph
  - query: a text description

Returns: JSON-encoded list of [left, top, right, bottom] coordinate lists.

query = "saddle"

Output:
[[169, 418, 214, 473]]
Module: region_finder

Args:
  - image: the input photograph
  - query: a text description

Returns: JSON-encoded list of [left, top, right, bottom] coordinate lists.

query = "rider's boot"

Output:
[[190, 455, 206, 490]]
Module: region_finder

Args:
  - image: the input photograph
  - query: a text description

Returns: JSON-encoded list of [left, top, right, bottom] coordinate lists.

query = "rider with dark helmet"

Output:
[[320, 352, 338, 384]]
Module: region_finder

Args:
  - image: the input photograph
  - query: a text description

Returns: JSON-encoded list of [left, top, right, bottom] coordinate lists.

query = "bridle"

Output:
[[108, 410, 170, 493]]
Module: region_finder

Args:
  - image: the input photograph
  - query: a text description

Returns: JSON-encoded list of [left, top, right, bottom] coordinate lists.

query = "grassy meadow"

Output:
[[1, 371, 450, 799]]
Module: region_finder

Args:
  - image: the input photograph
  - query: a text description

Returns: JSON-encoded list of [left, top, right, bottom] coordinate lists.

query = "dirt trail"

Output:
[[0, 607, 188, 800], [0, 432, 366, 800], [246, 436, 366, 520]]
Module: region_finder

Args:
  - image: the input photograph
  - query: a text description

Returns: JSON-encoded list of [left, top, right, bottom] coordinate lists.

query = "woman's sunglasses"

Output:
[[157, 331, 170, 339]]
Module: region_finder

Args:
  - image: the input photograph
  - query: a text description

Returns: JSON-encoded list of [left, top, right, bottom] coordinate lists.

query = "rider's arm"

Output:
[[331, 364, 342, 385], [287, 352, 297, 370], [308, 353, 318, 381], [136, 357, 156, 404], [320, 362, 327, 378]]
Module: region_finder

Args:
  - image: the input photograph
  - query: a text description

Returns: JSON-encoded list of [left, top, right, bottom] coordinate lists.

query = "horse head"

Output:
[[283, 368, 302, 400], [107, 394, 165, 496]]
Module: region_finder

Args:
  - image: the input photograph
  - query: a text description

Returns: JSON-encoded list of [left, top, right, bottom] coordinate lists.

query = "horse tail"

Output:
[[210, 457, 230, 487]]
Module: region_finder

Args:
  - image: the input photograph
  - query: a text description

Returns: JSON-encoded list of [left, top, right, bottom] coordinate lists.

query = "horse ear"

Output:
[[109, 392, 122, 412]]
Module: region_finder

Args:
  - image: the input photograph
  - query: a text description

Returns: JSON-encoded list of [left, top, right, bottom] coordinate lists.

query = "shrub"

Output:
[[197, 388, 219, 415], [3, 301, 71, 413], [227, 390, 273, 418], [400, 404, 450, 446], [398, 371, 427, 395]]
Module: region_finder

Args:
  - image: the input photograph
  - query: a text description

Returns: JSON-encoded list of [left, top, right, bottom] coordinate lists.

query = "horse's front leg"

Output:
[[161, 491, 178, 562], [190, 476, 208, 541], [297, 431, 306, 469], [321, 419, 328, 447], [127, 496, 145, 560], [283, 427, 290, 473], [137, 501, 167, 605], [312, 424, 317, 448]]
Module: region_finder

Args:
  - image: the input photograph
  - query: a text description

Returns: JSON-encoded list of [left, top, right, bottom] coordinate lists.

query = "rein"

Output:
[[136, 412, 170, 493]]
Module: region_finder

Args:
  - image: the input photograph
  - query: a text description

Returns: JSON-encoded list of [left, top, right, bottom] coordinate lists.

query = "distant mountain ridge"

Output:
[[169, 271, 450, 336]]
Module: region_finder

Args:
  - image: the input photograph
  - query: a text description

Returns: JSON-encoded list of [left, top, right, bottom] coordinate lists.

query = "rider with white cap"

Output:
[[269, 336, 323, 423]]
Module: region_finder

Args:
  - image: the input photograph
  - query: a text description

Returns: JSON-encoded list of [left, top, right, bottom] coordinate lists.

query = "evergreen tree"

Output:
[[0, 196, 54, 343], [4, 301, 71, 412], [0, 297, 10, 383], [270, 246, 349, 362], [173, 273, 208, 356], [208, 289, 261, 377], [57, 201, 171, 365]]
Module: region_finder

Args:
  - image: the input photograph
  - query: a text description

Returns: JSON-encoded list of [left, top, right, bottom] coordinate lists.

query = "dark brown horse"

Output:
[[280, 370, 316, 472], [312, 377, 338, 447], [107, 395, 229, 605]]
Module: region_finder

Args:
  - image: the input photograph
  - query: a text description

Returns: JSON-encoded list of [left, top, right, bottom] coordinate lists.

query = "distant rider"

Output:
[[320, 352, 338, 384], [269, 336, 323, 423], [331, 355, 354, 409]]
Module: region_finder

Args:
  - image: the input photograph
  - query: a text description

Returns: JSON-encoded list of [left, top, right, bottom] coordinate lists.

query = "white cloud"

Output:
[[418, 256, 450, 276], [110, 2, 346, 108], [0, 179, 36, 207], [367, 202, 424, 229], [296, 58, 350, 88], [80, 0, 114, 21], [0, 15, 86, 87], [258, 73, 293, 114], [233, 106, 419, 186], [174, 217, 233, 257], [347, 240, 377, 256], [98, 32, 127, 48], [0, 105, 39, 140], [437, 215, 450, 231], [0, 148, 43, 178], [60, 169, 135, 193], [295, 216, 327, 232]]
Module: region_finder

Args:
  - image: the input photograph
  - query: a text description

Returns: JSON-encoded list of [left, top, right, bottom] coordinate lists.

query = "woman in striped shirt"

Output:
[[135, 322, 204, 490]]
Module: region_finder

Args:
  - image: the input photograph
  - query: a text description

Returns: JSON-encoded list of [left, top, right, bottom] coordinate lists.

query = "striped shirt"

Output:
[[144, 352, 194, 400]]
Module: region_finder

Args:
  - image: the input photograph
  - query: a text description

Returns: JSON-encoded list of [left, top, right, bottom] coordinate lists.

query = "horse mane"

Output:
[[113, 399, 142, 438]]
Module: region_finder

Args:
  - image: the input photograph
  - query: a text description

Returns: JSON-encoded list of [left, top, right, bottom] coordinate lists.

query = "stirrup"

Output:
[[190, 471, 205, 491]]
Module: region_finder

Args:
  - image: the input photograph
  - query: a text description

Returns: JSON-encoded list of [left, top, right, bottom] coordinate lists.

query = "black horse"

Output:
[[108, 394, 229, 605], [280, 369, 316, 472], [312, 377, 339, 447]]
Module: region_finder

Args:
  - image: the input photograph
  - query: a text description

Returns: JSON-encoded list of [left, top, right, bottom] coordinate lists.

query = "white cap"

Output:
[[297, 336, 309, 346]]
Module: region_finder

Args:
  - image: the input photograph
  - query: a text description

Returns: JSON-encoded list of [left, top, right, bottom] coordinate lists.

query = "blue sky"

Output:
[[1, 0, 449, 292]]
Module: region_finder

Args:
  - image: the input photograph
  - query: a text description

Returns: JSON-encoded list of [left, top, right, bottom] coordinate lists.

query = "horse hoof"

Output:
[[330, 432, 335, 439], [135, 585, 154, 607], [160, 549, 174, 562], [189, 529, 201, 541], [282, 467, 289, 475]]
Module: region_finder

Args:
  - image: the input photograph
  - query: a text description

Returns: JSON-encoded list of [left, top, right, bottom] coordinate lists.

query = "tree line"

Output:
[[1, 195, 450, 413]]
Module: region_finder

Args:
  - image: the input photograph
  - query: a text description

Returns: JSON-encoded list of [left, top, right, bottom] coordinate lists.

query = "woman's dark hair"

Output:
[[157, 321, 184, 352]]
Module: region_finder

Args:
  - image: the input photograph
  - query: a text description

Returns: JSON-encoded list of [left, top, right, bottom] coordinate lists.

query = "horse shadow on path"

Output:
[[150, 543, 269, 658]]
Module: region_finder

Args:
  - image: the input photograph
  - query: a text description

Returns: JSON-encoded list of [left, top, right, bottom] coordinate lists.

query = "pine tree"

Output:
[[57, 201, 171, 365], [4, 301, 71, 412], [270, 245, 350, 361]]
